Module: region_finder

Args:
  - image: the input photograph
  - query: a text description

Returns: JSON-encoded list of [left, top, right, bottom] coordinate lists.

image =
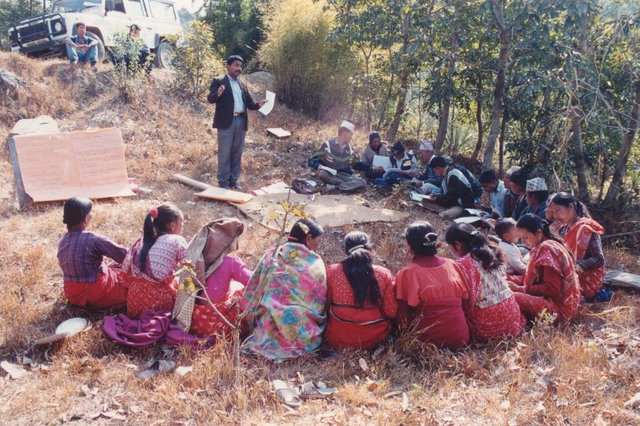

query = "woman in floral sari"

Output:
[[548, 192, 605, 300], [510, 214, 580, 323], [445, 223, 524, 342], [242, 219, 327, 361]]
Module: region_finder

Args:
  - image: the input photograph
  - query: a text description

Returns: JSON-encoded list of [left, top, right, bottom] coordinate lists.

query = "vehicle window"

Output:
[[113, 0, 125, 13], [52, 0, 100, 13], [149, 0, 175, 20], [126, 0, 146, 17]]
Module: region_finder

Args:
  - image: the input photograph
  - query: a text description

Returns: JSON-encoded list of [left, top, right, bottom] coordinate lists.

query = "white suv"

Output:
[[8, 0, 188, 68]]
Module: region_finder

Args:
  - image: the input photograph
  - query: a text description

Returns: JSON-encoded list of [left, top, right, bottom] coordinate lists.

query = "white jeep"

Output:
[[8, 0, 188, 68]]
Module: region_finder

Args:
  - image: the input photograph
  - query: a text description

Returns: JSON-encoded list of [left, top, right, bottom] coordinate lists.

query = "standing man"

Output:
[[64, 22, 98, 71], [208, 55, 265, 190]]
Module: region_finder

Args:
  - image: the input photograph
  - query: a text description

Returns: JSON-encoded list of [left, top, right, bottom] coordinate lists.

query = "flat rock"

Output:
[[10, 115, 59, 137], [0, 69, 27, 92]]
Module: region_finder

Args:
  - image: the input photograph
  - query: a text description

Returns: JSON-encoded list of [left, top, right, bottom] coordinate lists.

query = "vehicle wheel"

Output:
[[154, 41, 174, 69], [85, 31, 106, 62]]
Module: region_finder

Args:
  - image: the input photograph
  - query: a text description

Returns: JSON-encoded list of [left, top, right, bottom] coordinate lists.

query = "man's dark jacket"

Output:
[[207, 75, 260, 131]]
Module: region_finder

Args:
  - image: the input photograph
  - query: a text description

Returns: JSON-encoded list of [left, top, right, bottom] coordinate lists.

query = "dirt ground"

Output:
[[0, 52, 639, 425]]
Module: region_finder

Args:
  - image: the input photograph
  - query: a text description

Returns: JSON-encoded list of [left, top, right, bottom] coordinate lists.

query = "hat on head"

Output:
[[526, 177, 547, 192], [418, 140, 434, 152], [340, 120, 355, 132], [429, 155, 448, 169], [226, 55, 244, 65], [369, 131, 381, 141], [506, 166, 521, 177], [391, 141, 405, 154]]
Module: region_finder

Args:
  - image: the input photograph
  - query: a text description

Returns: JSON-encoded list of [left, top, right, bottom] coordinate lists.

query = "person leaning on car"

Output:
[[63, 22, 98, 70]]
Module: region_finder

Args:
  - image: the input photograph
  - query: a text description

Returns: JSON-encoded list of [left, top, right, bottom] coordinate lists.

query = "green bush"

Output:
[[258, 0, 355, 116], [109, 30, 151, 102], [172, 21, 223, 98]]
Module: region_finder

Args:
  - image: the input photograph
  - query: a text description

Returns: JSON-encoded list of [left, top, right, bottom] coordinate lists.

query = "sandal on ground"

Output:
[[297, 381, 337, 399], [272, 379, 302, 407]]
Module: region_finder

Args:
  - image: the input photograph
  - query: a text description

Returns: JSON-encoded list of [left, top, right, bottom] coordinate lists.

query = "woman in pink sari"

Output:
[[445, 223, 524, 342], [510, 214, 580, 323], [548, 192, 605, 300]]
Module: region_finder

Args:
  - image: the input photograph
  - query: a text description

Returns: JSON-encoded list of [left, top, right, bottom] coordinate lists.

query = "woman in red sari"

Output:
[[396, 221, 469, 350], [548, 192, 605, 300], [510, 214, 580, 323], [325, 231, 397, 349], [445, 224, 524, 342], [122, 203, 186, 318]]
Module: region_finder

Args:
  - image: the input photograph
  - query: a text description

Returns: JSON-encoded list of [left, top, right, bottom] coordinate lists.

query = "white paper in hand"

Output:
[[258, 90, 276, 116], [372, 155, 392, 170]]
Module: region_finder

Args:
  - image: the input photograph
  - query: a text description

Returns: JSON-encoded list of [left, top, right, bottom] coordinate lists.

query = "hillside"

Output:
[[0, 53, 639, 425]]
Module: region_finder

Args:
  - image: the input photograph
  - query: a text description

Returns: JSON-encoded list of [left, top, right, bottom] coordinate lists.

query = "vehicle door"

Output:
[[144, 0, 183, 45], [122, 0, 155, 47], [102, 0, 132, 45]]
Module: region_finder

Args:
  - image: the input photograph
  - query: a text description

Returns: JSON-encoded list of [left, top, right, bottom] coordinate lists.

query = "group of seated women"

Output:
[[57, 192, 604, 363]]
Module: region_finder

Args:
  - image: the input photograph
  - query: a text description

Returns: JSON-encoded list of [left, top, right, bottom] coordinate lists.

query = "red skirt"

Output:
[[416, 298, 469, 350], [64, 268, 128, 309], [579, 267, 604, 299], [126, 276, 177, 319], [325, 304, 392, 349], [466, 297, 525, 342], [190, 284, 244, 337]]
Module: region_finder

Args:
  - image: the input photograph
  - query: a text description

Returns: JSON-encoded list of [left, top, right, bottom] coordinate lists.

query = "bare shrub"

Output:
[[258, 0, 356, 117]]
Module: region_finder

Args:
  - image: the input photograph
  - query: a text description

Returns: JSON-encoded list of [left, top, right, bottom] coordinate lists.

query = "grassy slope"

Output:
[[0, 52, 639, 425]]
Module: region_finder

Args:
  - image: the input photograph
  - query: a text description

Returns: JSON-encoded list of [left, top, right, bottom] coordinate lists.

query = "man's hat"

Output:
[[340, 120, 355, 132], [369, 131, 381, 141], [418, 140, 434, 152], [526, 177, 548, 192], [429, 155, 448, 168], [391, 141, 405, 154]]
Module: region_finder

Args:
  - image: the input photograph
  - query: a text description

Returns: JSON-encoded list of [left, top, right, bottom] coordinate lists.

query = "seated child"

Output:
[[495, 218, 527, 275], [57, 197, 128, 308], [122, 203, 187, 318]]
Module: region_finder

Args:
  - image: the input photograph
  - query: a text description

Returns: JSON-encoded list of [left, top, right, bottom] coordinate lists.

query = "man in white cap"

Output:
[[524, 177, 549, 219], [412, 140, 443, 194], [308, 120, 366, 192]]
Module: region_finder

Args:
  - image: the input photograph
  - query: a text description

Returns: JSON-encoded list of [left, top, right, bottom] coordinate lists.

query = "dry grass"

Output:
[[0, 52, 639, 424]]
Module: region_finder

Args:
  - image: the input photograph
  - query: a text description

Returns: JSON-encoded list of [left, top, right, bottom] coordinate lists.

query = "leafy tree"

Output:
[[259, 0, 356, 116], [172, 20, 223, 98], [0, 0, 43, 49], [203, 0, 266, 64]]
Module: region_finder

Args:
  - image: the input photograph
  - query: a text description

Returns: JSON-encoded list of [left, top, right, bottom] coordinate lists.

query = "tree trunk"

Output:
[[472, 76, 483, 162], [604, 78, 640, 205], [498, 109, 507, 174], [570, 108, 590, 201], [377, 48, 396, 130], [482, 0, 508, 170], [570, 15, 592, 202], [386, 68, 411, 142], [435, 93, 452, 150], [361, 46, 373, 132], [434, 11, 459, 151]]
